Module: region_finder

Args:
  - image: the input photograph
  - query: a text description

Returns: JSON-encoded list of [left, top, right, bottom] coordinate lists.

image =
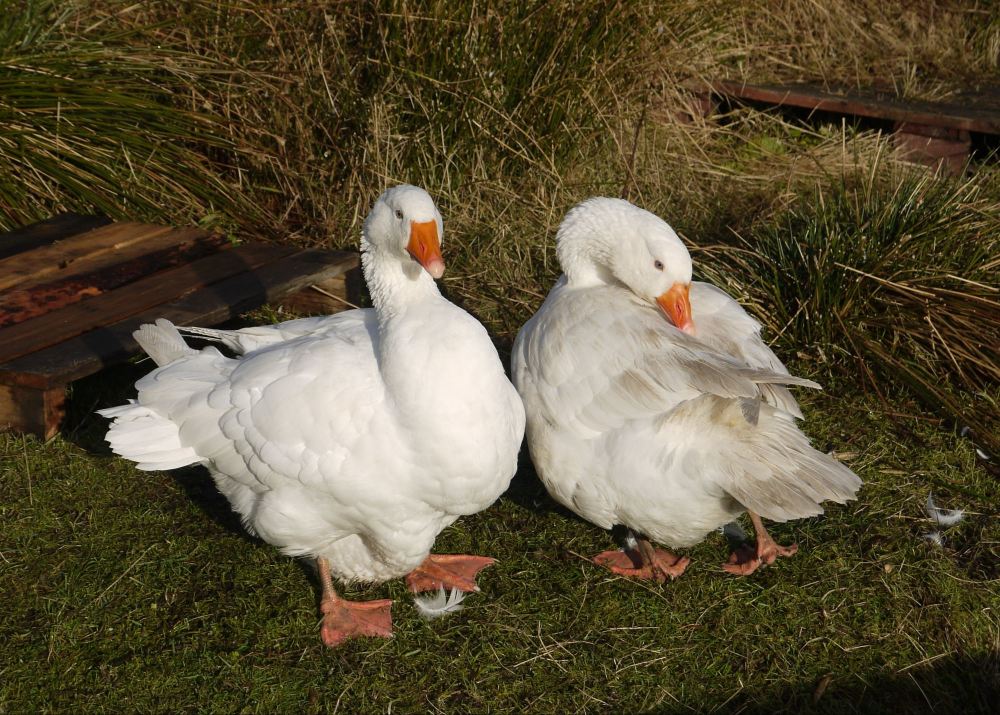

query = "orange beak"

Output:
[[656, 282, 694, 334], [406, 220, 445, 279]]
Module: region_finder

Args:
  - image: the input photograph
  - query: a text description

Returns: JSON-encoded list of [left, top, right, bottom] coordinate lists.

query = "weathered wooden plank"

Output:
[[0, 248, 358, 390], [0, 383, 65, 440], [0, 213, 112, 260], [0, 243, 294, 366], [276, 264, 363, 315], [708, 80, 1000, 135], [12, 226, 219, 292], [0, 230, 229, 327], [0, 222, 176, 292], [894, 121, 971, 175]]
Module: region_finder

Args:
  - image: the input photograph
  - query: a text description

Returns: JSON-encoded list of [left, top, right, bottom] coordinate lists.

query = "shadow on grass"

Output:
[[61, 358, 377, 613], [61, 360, 148, 455], [714, 650, 1000, 715], [500, 443, 597, 526], [63, 362, 255, 544]]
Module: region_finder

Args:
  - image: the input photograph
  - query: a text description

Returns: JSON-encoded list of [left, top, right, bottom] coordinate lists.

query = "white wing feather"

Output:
[[513, 277, 861, 542], [178, 311, 376, 355]]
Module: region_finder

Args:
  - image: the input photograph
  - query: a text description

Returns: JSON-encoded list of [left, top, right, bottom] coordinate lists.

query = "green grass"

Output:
[[2, 1, 999, 712], [2, 373, 997, 713]]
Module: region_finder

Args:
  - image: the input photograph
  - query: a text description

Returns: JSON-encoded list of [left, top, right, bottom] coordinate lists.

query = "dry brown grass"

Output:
[[67, 0, 671, 244], [720, 0, 1000, 100], [45, 2, 998, 243], [5, 0, 999, 443]]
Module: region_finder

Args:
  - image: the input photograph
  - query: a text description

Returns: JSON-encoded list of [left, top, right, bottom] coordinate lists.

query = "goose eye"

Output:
[[395, 209, 404, 220], [654, 260, 664, 271]]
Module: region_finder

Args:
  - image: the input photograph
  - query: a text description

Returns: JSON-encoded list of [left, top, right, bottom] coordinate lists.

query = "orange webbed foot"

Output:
[[406, 554, 496, 593], [319, 597, 393, 647], [594, 547, 689, 582]]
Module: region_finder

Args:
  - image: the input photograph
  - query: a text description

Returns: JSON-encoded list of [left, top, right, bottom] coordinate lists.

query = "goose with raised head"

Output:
[[101, 185, 526, 645], [512, 197, 860, 580]]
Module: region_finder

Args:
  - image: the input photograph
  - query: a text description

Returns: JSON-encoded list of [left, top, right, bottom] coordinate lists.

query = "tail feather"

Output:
[[668, 395, 861, 523], [99, 403, 201, 471], [102, 420, 180, 448], [134, 319, 196, 366], [98, 321, 219, 471], [725, 402, 861, 522]]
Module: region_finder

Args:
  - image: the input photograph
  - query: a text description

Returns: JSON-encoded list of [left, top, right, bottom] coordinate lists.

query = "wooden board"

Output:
[[12, 226, 218, 292], [0, 213, 361, 438], [0, 222, 177, 292], [0, 243, 295, 365], [0, 248, 358, 390], [0, 229, 229, 327], [277, 267, 364, 315], [0, 383, 65, 440], [0, 213, 112, 260], [707, 80, 1000, 135]]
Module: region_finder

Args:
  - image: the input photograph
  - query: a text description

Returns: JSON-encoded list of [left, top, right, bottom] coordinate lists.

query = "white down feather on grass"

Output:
[[925, 492, 966, 527], [923, 492, 966, 546], [413, 588, 468, 620]]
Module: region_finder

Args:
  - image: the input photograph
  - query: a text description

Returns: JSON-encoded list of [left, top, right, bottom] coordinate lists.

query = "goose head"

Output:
[[556, 197, 694, 333], [363, 184, 445, 279]]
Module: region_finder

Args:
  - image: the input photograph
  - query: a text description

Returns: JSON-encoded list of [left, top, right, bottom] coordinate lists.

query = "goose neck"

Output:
[[362, 239, 441, 320]]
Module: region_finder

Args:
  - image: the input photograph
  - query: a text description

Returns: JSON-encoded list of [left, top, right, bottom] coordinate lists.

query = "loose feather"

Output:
[[925, 492, 965, 527], [413, 587, 467, 620], [923, 531, 944, 547]]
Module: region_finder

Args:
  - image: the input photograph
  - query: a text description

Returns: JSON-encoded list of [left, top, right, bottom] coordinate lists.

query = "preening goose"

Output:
[[101, 185, 526, 645], [512, 197, 860, 580]]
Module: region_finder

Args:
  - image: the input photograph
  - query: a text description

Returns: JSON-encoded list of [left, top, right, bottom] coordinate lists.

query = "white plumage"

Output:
[[101, 185, 525, 645], [177, 312, 372, 355], [512, 197, 861, 578]]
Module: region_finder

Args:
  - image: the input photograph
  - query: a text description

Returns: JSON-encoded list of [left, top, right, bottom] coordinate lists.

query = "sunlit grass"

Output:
[[1, 372, 996, 712], [1, 1, 998, 712]]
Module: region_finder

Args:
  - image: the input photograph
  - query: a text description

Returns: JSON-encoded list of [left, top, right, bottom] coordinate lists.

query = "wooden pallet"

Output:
[[700, 81, 1000, 174], [0, 214, 360, 439]]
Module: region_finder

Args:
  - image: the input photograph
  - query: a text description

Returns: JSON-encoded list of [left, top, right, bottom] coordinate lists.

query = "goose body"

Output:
[[102, 185, 525, 643], [512, 197, 860, 577]]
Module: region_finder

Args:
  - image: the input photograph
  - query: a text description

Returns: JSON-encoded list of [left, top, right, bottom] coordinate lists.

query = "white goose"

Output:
[[512, 197, 860, 580], [101, 185, 526, 645]]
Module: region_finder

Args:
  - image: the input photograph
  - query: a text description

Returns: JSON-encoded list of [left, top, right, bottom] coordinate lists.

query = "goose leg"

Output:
[[722, 511, 798, 575], [317, 557, 393, 647], [750, 510, 798, 564], [406, 554, 496, 593], [593, 528, 689, 582]]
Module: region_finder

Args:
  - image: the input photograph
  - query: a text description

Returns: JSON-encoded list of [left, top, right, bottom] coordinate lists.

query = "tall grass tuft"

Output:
[[723, 0, 1000, 100], [722, 167, 1000, 452], [71, 0, 689, 242], [354, 1, 648, 179], [0, 0, 264, 231]]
